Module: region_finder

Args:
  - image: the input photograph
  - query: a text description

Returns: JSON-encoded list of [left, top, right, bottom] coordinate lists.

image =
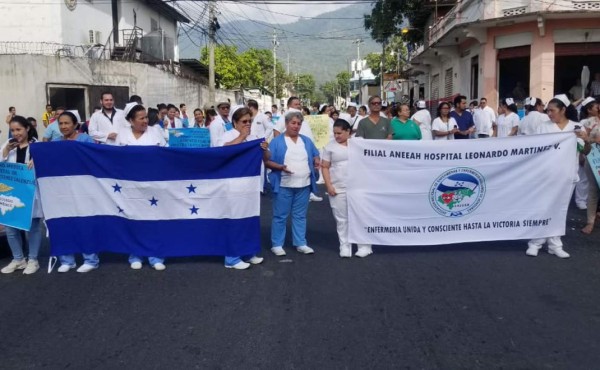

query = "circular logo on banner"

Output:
[[429, 167, 486, 217]]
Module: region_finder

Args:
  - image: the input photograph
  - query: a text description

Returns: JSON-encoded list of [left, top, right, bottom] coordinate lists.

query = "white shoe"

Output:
[[296, 245, 315, 254], [576, 203, 587, 210], [130, 261, 142, 270], [271, 247, 286, 256], [58, 264, 76, 273], [355, 248, 373, 258], [153, 263, 166, 271], [77, 264, 98, 273], [23, 260, 40, 275], [1, 259, 27, 274], [225, 261, 251, 270], [309, 193, 323, 202], [548, 248, 570, 258], [247, 256, 264, 265], [525, 246, 539, 257], [339, 247, 352, 258]]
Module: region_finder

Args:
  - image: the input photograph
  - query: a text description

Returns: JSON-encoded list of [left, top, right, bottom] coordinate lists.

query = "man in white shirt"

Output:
[[411, 100, 432, 140], [473, 97, 496, 138], [209, 101, 233, 147], [273, 97, 314, 140], [591, 72, 600, 98], [247, 99, 273, 140], [88, 92, 126, 145]]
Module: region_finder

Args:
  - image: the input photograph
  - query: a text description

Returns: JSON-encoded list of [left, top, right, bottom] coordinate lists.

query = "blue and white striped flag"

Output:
[[30, 140, 263, 257]]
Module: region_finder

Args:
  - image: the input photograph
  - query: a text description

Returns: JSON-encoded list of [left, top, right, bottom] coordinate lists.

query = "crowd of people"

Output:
[[1, 89, 599, 275]]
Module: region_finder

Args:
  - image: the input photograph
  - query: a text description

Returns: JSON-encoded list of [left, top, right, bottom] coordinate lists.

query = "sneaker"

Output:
[[309, 193, 323, 202], [525, 246, 539, 257], [153, 263, 166, 271], [339, 247, 352, 258], [548, 248, 570, 259], [576, 203, 587, 210], [355, 248, 373, 258], [23, 260, 40, 275], [130, 261, 143, 270], [1, 259, 27, 274], [77, 264, 98, 273], [247, 256, 264, 265], [296, 245, 315, 254], [58, 264, 76, 273], [271, 247, 286, 256], [225, 261, 251, 270]]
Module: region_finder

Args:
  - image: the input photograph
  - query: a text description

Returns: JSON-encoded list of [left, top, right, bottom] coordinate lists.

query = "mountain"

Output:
[[178, 3, 381, 84]]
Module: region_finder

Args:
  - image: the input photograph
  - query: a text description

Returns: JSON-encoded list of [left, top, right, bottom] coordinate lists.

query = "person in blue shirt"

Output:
[[42, 106, 65, 142], [55, 111, 99, 273], [449, 95, 475, 139]]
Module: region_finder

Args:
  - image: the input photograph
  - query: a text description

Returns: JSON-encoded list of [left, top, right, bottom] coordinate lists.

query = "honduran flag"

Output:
[[30, 140, 263, 257]]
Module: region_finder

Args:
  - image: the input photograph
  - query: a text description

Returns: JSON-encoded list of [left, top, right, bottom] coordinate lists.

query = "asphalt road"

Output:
[[1, 188, 600, 369]]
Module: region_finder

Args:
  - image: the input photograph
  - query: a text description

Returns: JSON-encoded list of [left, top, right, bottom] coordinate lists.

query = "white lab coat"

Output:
[[88, 109, 127, 145]]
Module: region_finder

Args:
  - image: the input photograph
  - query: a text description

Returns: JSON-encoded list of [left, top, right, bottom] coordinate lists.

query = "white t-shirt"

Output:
[[473, 106, 495, 136], [220, 129, 259, 146], [496, 112, 519, 138], [164, 116, 184, 129], [280, 136, 311, 188], [411, 109, 432, 140], [251, 112, 273, 140], [115, 126, 167, 147], [275, 109, 314, 140], [322, 140, 348, 193], [519, 111, 549, 135], [431, 117, 457, 140]]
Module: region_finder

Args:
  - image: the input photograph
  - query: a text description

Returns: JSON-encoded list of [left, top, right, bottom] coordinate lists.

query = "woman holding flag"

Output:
[[218, 106, 266, 270]]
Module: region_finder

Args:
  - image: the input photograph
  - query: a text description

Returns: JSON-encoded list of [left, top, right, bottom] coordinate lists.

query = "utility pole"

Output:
[[380, 40, 386, 100], [287, 53, 290, 75], [208, 0, 217, 105], [352, 38, 363, 105], [272, 31, 279, 101]]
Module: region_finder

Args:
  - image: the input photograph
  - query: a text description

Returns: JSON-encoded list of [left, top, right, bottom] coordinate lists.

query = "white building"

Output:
[[407, 0, 600, 111], [349, 59, 376, 106]]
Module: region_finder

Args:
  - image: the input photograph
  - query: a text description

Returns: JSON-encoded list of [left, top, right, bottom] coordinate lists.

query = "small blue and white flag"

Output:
[[30, 140, 263, 257]]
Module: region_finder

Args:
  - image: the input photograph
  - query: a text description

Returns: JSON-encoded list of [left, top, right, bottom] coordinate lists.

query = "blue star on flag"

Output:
[[117, 205, 124, 213], [187, 184, 197, 193], [190, 205, 199, 214], [149, 197, 158, 206], [112, 183, 122, 192]]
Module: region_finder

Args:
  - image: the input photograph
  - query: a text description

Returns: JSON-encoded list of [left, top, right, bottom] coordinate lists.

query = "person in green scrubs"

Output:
[[391, 103, 422, 140]]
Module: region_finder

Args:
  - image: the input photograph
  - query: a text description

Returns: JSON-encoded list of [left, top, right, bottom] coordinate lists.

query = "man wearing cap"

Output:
[[411, 100, 432, 140], [209, 101, 234, 147], [473, 98, 496, 138], [449, 95, 475, 139], [89, 91, 126, 145]]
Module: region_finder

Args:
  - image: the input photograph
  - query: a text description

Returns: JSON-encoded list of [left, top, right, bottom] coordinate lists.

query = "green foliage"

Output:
[[364, 0, 432, 45], [336, 71, 351, 99], [295, 73, 317, 102], [365, 36, 408, 77], [200, 45, 300, 97]]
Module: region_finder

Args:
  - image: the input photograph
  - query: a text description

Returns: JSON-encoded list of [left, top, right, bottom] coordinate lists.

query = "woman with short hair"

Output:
[[266, 111, 321, 256], [391, 103, 422, 140]]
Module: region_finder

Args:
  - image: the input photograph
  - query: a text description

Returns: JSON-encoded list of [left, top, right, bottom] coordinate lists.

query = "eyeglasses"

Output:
[[239, 119, 252, 124], [370, 101, 382, 105]]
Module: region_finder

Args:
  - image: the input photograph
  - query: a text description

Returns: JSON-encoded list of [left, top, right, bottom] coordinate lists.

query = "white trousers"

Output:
[[575, 164, 588, 207], [528, 236, 563, 250], [329, 192, 371, 252]]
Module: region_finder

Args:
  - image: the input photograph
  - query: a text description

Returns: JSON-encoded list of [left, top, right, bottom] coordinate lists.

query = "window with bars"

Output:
[[445, 68, 453, 97]]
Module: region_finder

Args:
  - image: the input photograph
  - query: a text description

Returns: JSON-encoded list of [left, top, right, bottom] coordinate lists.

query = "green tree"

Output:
[[336, 71, 351, 99], [365, 36, 408, 77], [295, 73, 317, 102], [364, 0, 432, 46]]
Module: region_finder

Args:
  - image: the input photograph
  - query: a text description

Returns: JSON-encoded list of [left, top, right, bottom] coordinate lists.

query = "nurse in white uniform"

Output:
[[526, 94, 589, 259], [218, 107, 267, 269], [117, 103, 167, 270], [519, 97, 549, 135], [495, 98, 519, 137]]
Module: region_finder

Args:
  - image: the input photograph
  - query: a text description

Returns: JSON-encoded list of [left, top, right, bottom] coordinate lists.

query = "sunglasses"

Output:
[[239, 119, 252, 124]]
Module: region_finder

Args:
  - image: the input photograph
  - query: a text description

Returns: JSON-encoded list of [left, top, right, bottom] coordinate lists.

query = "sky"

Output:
[[220, 2, 353, 24]]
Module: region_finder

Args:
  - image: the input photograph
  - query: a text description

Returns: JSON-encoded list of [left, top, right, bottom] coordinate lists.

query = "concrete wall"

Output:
[[0, 54, 237, 141]]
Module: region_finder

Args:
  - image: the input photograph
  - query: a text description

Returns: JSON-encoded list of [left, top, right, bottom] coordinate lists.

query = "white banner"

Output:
[[347, 133, 577, 246]]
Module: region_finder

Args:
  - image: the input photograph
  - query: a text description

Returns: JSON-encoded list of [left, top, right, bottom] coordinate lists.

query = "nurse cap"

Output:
[[347, 102, 357, 108], [416, 100, 427, 109], [67, 110, 81, 123], [319, 104, 327, 112], [123, 102, 139, 119], [582, 97, 596, 107], [505, 98, 515, 106], [228, 104, 246, 122], [553, 94, 571, 107]]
